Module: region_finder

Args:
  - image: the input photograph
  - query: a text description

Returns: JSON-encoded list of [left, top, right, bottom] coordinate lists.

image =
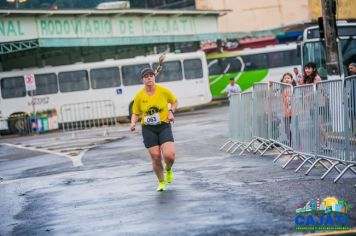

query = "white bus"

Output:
[[0, 51, 212, 133], [207, 43, 301, 97], [301, 21, 356, 79]]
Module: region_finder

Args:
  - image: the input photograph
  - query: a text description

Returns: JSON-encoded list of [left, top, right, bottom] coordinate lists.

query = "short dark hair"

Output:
[[141, 68, 155, 78], [304, 62, 317, 70]]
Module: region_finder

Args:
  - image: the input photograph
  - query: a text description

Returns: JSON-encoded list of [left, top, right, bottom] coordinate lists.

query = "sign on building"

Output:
[[24, 74, 36, 91]]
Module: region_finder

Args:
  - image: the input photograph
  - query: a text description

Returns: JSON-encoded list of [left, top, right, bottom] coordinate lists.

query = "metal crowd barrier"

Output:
[[262, 82, 294, 158], [242, 83, 271, 155], [300, 80, 345, 177], [220, 92, 254, 154], [319, 76, 356, 183], [221, 76, 356, 186], [60, 100, 118, 132], [281, 84, 320, 171]]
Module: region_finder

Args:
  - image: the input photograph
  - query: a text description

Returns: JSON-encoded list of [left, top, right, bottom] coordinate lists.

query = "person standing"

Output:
[[225, 77, 241, 98], [280, 72, 296, 145], [298, 62, 322, 85], [293, 67, 303, 83], [130, 66, 178, 192]]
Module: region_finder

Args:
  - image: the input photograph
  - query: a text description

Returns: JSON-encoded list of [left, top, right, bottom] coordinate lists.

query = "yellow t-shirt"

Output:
[[132, 84, 177, 125]]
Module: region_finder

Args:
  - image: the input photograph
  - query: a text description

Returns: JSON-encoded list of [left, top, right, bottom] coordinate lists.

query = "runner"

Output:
[[130, 58, 178, 192]]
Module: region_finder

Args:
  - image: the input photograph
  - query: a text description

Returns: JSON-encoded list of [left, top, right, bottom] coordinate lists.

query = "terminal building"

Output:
[[0, 8, 238, 72]]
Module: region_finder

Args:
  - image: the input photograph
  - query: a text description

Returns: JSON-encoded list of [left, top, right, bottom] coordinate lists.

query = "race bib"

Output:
[[144, 113, 161, 125]]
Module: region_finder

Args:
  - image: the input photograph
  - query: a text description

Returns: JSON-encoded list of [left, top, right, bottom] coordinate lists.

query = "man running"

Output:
[[130, 66, 178, 192]]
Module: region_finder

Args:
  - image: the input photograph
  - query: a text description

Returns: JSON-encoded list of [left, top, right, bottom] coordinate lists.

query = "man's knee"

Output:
[[150, 152, 161, 162], [164, 151, 175, 163]]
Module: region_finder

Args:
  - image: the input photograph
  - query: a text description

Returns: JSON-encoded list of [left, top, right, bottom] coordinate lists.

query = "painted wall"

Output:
[[196, 0, 311, 32], [308, 0, 356, 21]]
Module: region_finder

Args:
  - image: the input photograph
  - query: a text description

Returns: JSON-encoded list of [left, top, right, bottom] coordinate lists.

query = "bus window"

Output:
[[243, 53, 268, 71], [222, 57, 242, 73], [122, 63, 150, 86], [1, 76, 26, 99], [302, 42, 327, 79], [184, 59, 203, 80], [340, 38, 356, 76], [58, 70, 89, 93], [153, 61, 183, 82], [207, 59, 223, 76], [28, 73, 58, 96], [90, 67, 121, 89]]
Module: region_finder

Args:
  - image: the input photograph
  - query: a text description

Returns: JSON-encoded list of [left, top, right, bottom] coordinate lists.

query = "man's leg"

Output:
[[161, 141, 175, 170], [161, 141, 175, 183], [148, 145, 164, 182]]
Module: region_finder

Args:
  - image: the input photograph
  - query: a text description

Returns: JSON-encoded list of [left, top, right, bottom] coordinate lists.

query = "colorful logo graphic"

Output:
[[295, 197, 351, 231]]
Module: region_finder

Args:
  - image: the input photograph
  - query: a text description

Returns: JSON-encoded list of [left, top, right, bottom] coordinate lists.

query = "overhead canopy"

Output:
[[0, 9, 230, 54]]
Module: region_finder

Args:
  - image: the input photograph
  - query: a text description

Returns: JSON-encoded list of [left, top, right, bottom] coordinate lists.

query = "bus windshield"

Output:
[[302, 38, 356, 79], [302, 22, 356, 79], [302, 41, 327, 79]]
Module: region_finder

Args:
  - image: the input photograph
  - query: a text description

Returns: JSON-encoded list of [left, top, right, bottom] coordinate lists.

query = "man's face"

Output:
[[230, 79, 235, 85], [349, 65, 356, 75], [142, 73, 155, 86]]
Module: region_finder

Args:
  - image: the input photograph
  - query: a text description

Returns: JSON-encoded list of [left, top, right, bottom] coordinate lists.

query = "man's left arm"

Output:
[[168, 99, 178, 122]]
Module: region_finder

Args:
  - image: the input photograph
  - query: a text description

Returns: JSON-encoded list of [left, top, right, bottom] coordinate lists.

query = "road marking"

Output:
[[0, 143, 84, 167]]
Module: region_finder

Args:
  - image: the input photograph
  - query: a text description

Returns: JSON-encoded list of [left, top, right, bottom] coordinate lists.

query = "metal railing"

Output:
[[60, 100, 118, 133], [221, 76, 356, 186]]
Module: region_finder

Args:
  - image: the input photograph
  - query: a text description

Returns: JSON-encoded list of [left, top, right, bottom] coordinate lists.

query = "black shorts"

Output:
[[142, 123, 174, 148]]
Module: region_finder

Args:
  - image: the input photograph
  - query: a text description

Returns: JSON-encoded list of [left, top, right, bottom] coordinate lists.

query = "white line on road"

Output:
[[0, 143, 84, 167]]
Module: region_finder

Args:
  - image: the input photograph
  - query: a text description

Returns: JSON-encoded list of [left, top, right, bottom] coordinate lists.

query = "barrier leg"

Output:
[[273, 149, 291, 163], [295, 156, 314, 173], [260, 142, 274, 156], [253, 139, 269, 154], [318, 159, 342, 173], [321, 161, 341, 180], [334, 164, 355, 183], [282, 154, 299, 169], [231, 143, 244, 154], [305, 157, 323, 175], [226, 142, 238, 152], [220, 140, 233, 151], [239, 139, 255, 155]]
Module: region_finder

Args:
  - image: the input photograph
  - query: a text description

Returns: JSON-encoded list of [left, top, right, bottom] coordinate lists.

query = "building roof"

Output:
[[0, 9, 229, 17]]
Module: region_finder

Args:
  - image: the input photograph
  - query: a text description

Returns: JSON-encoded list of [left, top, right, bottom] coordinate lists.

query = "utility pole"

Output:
[[321, 0, 340, 77]]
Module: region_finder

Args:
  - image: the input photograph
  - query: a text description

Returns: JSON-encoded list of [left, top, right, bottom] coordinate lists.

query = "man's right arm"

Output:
[[130, 96, 140, 131], [225, 86, 230, 97], [130, 114, 139, 131]]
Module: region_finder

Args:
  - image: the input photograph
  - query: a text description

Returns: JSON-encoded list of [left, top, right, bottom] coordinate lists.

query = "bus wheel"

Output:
[[8, 113, 30, 135]]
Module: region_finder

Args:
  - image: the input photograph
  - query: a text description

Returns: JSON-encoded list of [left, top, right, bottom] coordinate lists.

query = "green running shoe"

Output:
[[166, 168, 174, 183], [156, 181, 166, 191]]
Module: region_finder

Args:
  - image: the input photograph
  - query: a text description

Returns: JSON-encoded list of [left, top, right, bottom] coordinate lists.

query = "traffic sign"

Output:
[[24, 74, 36, 91]]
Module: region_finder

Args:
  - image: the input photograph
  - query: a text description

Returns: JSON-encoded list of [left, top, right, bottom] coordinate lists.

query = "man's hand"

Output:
[[159, 54, 165, 65], [130, 122, 136, 132], [168, 111, 175, 123]]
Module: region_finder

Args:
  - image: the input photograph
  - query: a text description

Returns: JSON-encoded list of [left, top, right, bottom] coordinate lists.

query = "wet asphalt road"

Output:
[[0, 105, 355, 236]]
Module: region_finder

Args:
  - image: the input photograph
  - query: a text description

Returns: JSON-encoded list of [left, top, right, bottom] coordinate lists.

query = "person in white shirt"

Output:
[[225, 77, 241, 98], [293, 67, 303, 83]]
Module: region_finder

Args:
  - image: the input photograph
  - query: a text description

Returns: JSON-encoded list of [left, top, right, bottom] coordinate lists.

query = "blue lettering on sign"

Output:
[[294, 214, 349, 226], [116, 88, 122, 95]]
